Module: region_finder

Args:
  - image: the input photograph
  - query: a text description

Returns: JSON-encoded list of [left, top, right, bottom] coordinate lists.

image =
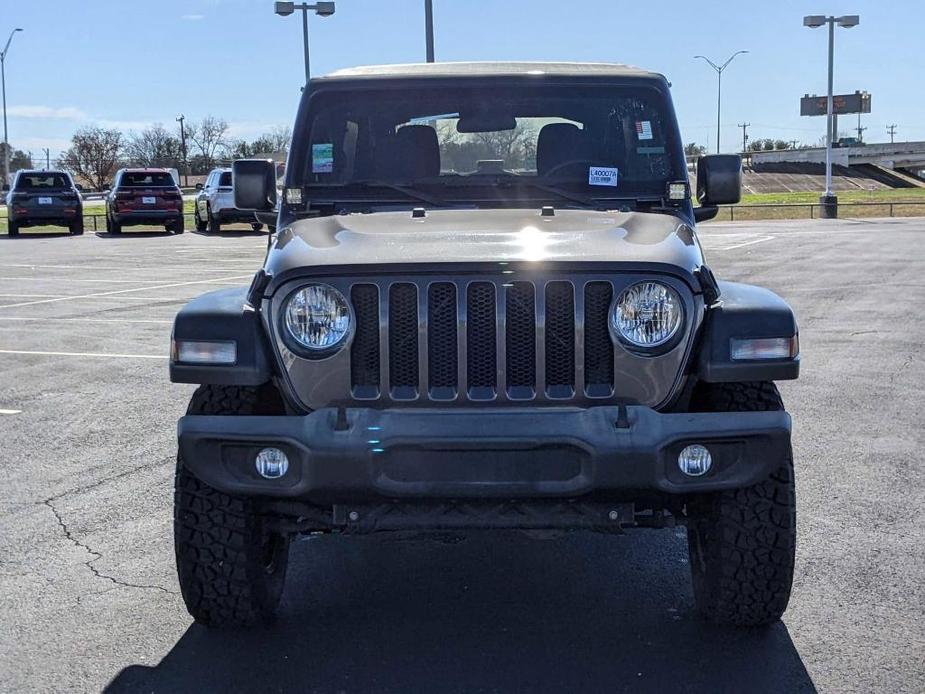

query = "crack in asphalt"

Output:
[[38, 459, 179, 596], [42, 498, 177, 595]]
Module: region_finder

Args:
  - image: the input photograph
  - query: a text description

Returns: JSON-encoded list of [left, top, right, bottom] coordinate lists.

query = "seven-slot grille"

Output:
[[349, 278, 619, 402]]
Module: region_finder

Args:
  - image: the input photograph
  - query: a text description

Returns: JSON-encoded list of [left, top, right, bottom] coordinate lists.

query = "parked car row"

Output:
[[3, 165, 270, 236]]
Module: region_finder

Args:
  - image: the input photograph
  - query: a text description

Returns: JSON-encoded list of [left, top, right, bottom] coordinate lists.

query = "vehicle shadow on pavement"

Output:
[[1, 232, 72, 239], [93, 231, 176, 238], [105, 530, 816, 694], [191, 230, 268, 238]]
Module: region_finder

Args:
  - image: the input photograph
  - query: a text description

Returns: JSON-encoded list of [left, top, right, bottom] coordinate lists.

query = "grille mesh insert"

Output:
[[427, 282, 458, 392], [545, 281, 575, 394], [466, 282, 497, 394], [388, 283, 419, 393], [584, 281, 614, 393], [350, 284, 380, 393]]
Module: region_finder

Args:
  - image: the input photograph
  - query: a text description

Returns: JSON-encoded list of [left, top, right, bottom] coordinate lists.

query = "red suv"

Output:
[[105, 168, 184, 234]]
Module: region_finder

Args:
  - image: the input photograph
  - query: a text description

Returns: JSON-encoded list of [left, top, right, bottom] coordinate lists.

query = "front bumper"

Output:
[[178, 406, 791, 503]]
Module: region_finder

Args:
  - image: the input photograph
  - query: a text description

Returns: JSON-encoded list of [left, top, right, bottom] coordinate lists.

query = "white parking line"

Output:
[[0, 316, 173, 325], [0, 274, 251, 310], [720, 235, 776, 251], [0, 349, 166, 359], [0, 409, 22, 415]]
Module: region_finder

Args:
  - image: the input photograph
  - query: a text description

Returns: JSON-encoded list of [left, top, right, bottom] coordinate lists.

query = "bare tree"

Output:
[[61, 126, 123, 190], [188, 115, 229, 169], [124, 123, 183, 167], [267, 125, 292, 152]]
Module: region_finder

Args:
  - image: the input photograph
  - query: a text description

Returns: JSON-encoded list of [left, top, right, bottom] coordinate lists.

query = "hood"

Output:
[[264, 208, 703, 279]]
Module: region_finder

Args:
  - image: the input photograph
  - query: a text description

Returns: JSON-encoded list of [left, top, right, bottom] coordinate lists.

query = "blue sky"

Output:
[[3, 0, 923, 158]]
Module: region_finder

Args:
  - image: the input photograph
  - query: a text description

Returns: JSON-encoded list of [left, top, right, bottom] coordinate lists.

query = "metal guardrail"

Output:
[[708, 200, 925, 221]]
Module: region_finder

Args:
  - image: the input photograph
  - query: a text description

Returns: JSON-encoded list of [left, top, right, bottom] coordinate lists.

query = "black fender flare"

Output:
[[696, 281, 800, 382], [169, 286, 273, 386]]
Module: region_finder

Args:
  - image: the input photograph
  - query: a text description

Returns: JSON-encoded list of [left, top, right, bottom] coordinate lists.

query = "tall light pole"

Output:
[[274, 2, 335, 85], [694, 50, 748, 154], [1, 28, 24, 185], [424, 0, 435, 62], [804, 14, 859, 219]]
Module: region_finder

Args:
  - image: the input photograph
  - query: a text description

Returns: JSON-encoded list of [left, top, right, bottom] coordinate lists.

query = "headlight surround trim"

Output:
[[280, 282, 354, 358], [610, 280, 685, 352]]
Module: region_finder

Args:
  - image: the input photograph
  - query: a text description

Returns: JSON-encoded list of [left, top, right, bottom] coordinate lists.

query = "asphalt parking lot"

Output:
[[1, 219, 923, 693]]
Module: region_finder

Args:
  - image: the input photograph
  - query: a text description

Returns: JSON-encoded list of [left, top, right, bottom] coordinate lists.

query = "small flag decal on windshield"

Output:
[[636, 120, 653, 140]]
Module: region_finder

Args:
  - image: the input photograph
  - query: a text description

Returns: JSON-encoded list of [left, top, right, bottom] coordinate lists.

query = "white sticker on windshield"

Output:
[[312, 143, 334, 173], [635, 120, 654, 140], [588, 166, 619, 187]]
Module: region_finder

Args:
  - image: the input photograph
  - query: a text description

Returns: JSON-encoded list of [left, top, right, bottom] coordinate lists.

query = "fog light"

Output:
[[255, 448, 289, 479], [678, 444, 712, 477]]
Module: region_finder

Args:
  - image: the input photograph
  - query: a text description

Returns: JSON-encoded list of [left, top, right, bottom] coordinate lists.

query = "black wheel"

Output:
[[174, 384, 290, 628], [251, 222, 264, 232], [207, 207, 220, 233], [686, 381, 796, 627], [70, 218, 84, 236], [171, 215, 185, 234], [194, 206, 207, 232], [109, 212, 122, 235], [7, 220, 19, 237]]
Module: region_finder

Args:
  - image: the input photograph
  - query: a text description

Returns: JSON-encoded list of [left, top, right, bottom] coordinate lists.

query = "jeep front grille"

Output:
[[348, 278, 622, 403]]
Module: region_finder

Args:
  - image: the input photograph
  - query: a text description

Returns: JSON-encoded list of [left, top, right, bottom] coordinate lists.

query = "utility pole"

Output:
[[424, 0, 435, 62], [887, 124, 897, 143], [856, 112, 866, 143], [176, 114, 188, 187], [738, 122, 750, 153], [42, 147, 49, 169], [789, 140, 799, 150]]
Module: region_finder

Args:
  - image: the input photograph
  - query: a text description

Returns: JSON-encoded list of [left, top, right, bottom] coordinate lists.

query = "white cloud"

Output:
[[7, 105, 87, 120], [181, 14, 205, 20]]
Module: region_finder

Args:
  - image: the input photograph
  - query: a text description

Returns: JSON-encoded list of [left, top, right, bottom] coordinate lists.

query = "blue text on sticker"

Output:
[[588, 166, 619, 187]]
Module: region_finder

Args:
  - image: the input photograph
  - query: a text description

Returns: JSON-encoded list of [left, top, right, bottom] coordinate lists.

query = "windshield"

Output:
[[16, 173, 71, 190], [297, 83, 683, 205], [119, 171, 176, 187]]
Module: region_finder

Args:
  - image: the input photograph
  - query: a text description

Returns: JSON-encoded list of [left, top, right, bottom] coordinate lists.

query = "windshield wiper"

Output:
[[509, 180, 596, 207], [350, 180, 447, 207]]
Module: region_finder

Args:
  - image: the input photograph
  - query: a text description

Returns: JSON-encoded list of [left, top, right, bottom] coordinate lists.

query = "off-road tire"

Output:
[[251, 222, 264, 232], [194, 207, 207, 232], [174, 384, 290, 628], [108, 212, 122, 234], [7, 220, 19, 237], [686, 381, 796, 627], [207, 206, 220, 233], [169, 215, 184, 235]]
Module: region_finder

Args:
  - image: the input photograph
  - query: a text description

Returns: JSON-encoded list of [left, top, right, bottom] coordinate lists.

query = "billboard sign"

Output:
[[801, 91, 871, 116]]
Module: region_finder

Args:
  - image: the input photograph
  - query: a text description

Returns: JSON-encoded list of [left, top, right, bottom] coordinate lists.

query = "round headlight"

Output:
[[284, 284, 351, 353], [612, 281, 683, 349]]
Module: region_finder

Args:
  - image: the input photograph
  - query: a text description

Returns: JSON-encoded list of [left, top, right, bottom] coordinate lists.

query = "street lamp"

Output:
[[1, 27, 23, 185], [804, 14, 859, 219], [694, 50, 748, 154], [274, 2, 335, 85]]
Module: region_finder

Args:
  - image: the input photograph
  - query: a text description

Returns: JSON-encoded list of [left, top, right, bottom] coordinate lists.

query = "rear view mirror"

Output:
[[696, 154, 741, 206], [233, 159, 278, 211], [457, 112, 517, 133], [194, 183, 203, 191]]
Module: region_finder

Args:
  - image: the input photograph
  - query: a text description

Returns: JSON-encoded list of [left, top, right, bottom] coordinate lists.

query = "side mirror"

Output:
[[194, 183, 203, 191], [1, 183, 9, 192], [75, 183, 84, 192], [696, 154, 741, 206], [233, 159, 278, 211]]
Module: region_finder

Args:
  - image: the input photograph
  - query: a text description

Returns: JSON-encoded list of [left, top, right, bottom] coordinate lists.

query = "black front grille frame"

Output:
[[336, 273, 692, 407]]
